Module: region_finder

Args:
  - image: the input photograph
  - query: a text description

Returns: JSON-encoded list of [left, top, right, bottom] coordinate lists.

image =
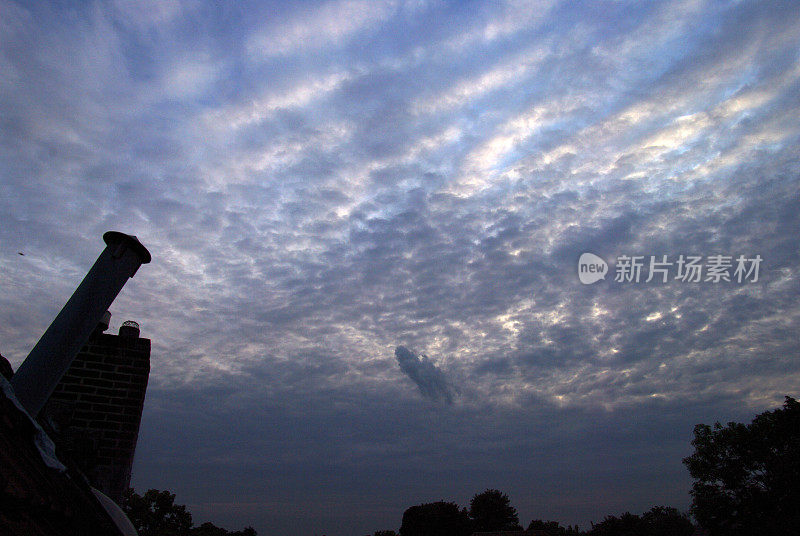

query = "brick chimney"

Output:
[[42, 316, 150, 504]]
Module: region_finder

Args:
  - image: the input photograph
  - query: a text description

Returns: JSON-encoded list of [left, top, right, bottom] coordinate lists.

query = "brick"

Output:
[[78, 377, 114, 388], [56, 384, 85, 395], [74, 369, 102, 379]]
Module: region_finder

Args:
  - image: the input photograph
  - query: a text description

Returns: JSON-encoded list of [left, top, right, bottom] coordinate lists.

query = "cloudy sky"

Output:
[[2, 0, 800, 534]]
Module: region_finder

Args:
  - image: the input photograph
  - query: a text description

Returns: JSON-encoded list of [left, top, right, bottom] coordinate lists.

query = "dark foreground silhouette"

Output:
[[127, 396, 798, 536], [122, 489, 256, 536]]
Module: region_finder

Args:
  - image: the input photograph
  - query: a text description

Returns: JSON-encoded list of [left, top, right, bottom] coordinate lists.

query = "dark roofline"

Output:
[[1, 375, 128, 536]]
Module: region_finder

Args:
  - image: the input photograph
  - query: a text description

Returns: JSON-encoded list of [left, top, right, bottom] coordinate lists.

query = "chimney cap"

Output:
[[119, 320, 140, 338], [103, 231, 151, 264]]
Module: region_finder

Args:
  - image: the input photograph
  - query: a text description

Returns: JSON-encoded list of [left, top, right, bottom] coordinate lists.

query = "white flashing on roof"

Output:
[[91, 487, 139, 536]]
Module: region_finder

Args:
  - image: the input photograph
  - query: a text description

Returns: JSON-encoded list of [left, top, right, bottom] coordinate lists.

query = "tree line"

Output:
[[370, 489, 691, 536], [122, 488, 257, 536], [374, 396, 800, 536], [125, 396, 799, 536]]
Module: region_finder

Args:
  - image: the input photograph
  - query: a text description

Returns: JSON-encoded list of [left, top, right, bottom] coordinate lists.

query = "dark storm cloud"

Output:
[[3, 0, 800, 534], [395, 345, 456, 404]]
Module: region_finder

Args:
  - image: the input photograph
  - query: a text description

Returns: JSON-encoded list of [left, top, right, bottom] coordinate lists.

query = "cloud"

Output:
[[3, 1, 800, 534], [246, 0, 397, 58], [395, 346, 456, 404]]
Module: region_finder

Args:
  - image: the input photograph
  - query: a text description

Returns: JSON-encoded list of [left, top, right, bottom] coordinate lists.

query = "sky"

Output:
[[1, 0, 800, 534]]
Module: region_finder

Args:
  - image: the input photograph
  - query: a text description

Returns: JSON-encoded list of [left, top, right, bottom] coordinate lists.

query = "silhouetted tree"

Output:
[[123, 488, 193, 536], [640, 506, 693, 536], [192, 521, 257, 536], [527, 519, 581, 535], [469, 489, 522, 531], [588, 512, 642, 536], [683, 396, 800, 536], [587, 507, 693, 536], [399, 501, 472, 536], [122, 488, 257, 536]]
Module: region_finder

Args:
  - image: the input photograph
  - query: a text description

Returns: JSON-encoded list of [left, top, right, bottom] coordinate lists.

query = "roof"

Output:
[[472, 531, 550, 536], [0, 373, 127, 536]]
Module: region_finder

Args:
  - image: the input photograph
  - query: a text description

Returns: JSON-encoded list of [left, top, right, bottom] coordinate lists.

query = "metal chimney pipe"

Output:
[[11, 232, 151, 417]]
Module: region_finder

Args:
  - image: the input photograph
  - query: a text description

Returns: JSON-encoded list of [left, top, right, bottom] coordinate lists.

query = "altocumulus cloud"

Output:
[[395, 345, 456, 404]]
